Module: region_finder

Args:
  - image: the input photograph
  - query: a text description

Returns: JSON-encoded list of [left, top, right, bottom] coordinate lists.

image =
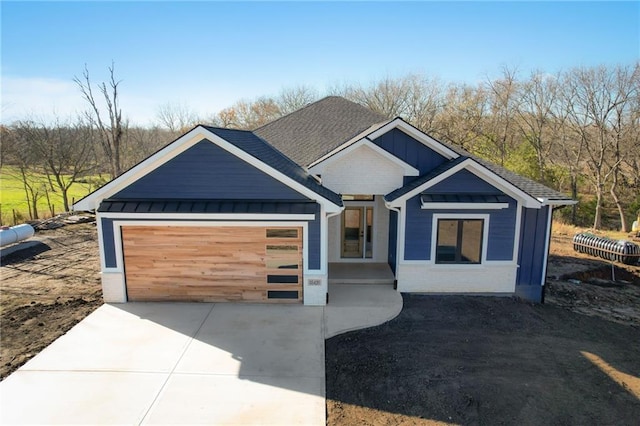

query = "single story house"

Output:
[[74, 96, 574, 305]]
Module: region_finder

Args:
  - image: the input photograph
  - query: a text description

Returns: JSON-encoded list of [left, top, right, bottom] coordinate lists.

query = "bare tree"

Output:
[[482, 67, 520, 166], [607, 64, 639, 231], [212, 97, 281, 130], [334, 75, 412, 119], [74, 62, 126, 178], [156, 102, 200, 134], [564, 65, 636, 229], [13, 117, 96, 212], [514, 71, 560, 183], [433, 83, 488, 151], [277, 86, 319, 115], [2, 125, 45, 219]]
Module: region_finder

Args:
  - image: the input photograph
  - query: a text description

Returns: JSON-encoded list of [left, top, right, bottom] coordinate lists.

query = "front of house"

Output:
[[74, 97, 574, 305]]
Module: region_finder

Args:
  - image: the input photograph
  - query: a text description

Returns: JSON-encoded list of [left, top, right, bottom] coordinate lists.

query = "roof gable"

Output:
[[308, 138, 419, 176], [385, 157, 545, 208], [368, 118, 459, 160], [254, 96, 388, 166], [112, 139, 308, 201], [371, 127, 450, 175], [73, 126, 343, 212]]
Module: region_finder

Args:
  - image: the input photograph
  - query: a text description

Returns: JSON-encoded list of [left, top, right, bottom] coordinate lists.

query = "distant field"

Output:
[[0, 167, 106, 225]]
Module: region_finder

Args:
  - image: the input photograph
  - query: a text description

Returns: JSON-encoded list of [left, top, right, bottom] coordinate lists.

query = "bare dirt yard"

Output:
[[1, 220, 639, 425], [0, 222, 102, 379], [326, 231, 640, 425]]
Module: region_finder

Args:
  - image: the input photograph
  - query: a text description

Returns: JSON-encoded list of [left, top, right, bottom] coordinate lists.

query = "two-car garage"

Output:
[[121, 225, 304, 303]]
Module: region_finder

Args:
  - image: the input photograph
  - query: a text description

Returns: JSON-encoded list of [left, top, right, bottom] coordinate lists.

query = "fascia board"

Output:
[[538, 198, 578, 206], [309, 138, 419, 176]]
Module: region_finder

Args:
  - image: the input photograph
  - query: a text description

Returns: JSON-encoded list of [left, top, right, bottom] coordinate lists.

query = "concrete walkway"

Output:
[[0, 286, 402, 425]]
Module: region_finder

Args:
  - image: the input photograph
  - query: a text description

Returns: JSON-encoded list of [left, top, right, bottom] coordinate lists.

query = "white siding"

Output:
[[101, 271, 126, 302], [396, 263, 517, 294], [321, 145, 406, 195]]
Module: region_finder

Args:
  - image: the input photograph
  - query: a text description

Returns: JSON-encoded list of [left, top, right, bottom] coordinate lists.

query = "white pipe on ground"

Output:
[[0, 224, 35, 247]]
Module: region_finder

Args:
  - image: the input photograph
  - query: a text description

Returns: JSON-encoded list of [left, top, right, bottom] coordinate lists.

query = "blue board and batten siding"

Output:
[[403, 197, 518, 261], [373, 129, 448, 176], [101, 139, 323, 271], [515, 206, 551, 302], [403, 169, 518, 261], [114, 140, 307, 200], [101, 217, 117, 268]]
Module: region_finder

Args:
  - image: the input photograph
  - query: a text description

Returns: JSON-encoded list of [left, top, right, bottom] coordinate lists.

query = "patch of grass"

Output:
[[0, 167, 106, 225], [552, 220, 632, 241]]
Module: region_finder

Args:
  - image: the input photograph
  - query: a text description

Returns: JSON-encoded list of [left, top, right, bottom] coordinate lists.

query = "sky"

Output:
[[1, 1, 639, 126]]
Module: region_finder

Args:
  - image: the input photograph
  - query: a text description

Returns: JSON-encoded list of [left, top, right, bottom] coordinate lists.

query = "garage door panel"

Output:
[[122, 225, 302, 303]]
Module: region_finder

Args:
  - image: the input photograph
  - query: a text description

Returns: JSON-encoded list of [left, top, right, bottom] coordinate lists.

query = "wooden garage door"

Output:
[[122, 226, 303, 303]]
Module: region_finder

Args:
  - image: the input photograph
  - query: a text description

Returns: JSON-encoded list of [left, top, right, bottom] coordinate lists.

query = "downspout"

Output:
[[325, 208, 344, 304], [540, 204, 554, 304], [385, 201, 401, 289]]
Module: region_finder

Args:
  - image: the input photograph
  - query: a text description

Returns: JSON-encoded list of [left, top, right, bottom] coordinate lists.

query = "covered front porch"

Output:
[[328, 262, 395, 285]]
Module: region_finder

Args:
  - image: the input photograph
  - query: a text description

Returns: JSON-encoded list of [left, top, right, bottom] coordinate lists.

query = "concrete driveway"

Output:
[[0, 303, 326, 425], [0, 285, 402, 425]]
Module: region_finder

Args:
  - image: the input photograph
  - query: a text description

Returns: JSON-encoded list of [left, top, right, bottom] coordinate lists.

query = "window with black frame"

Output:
[[435, 219, 484, 264]]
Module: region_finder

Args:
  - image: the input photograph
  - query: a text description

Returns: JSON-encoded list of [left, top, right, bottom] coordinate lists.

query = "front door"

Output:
[[341, 206, 373, 259]]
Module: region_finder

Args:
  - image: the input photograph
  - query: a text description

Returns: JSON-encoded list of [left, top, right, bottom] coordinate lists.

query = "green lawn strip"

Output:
[[0, 167, 106, 224]]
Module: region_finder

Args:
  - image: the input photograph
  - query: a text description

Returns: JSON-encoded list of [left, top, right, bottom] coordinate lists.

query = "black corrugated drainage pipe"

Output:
[[572, 233, 640, 265]]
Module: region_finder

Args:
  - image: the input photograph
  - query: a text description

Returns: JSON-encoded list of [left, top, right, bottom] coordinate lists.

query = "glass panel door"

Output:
[[341, 206, 375, 259], [341, 207, 363, 258]]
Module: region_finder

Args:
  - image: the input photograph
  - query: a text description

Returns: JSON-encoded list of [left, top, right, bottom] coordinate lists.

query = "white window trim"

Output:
[[430, 213, 490, 267]]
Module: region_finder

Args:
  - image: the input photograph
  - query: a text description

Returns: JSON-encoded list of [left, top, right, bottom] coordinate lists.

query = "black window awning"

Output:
[[98, 199, 317, 215], [420, 193, 511, 209]]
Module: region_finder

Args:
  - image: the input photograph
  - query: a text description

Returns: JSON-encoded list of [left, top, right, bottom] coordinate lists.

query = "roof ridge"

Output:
[[254, 96, 335, 132]]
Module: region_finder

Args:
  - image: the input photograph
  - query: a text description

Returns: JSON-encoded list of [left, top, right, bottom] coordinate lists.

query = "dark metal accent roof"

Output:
[[200, 126, 343, 207], [254, 96, 388, 167], [98, 199, 318, 215], [421, 194, 511, 204]]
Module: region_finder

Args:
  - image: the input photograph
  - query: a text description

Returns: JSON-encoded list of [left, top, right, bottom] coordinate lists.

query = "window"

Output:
[[266, 228, 298, 238], [435, 219, 483, 264], [342, 194, 374, 201]]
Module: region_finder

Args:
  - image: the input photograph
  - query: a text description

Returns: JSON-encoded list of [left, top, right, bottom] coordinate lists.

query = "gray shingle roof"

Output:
[[471, 156, 573, 202], [254, 96, 388, 167], [441, 142, 574, 203], [202, 126, 343, 206]]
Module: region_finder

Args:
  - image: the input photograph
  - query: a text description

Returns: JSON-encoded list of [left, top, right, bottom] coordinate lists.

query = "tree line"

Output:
[[1, 62, 638, 230]]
